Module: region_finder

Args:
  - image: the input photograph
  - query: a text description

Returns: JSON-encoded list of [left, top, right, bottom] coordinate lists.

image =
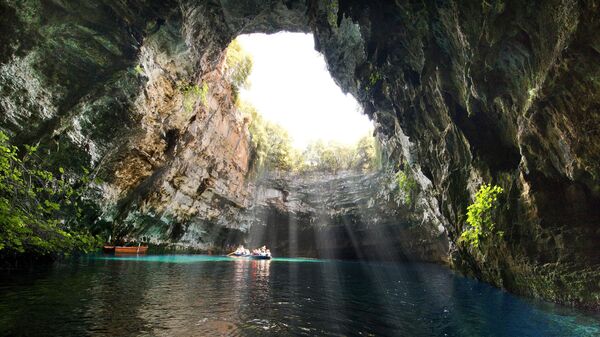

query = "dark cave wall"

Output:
[[0, 0, 598, 308], [316, 0, 600, 308]]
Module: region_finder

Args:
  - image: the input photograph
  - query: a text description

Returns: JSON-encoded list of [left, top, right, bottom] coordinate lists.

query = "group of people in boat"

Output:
[[230, 245, 271, 258]]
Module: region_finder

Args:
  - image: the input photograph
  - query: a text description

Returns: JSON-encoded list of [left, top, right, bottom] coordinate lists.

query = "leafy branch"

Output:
[[0, 132, 99, 256]]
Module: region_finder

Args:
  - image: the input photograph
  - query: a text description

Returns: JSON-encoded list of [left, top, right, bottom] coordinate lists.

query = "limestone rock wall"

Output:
[[313, 0, 600, 308], [0, 1, 256, 251], [246, 170, 448, 262], [0, 0, 599, 308]]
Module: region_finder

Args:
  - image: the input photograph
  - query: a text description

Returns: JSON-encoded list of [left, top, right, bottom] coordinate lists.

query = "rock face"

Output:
[[0, 1, 599, 308], [247, 170, 447, 261], [319, 0, 600, 309]]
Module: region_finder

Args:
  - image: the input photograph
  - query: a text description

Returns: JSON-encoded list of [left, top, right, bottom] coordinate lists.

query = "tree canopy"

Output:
[[224, 38, 253, 99], [239, 101, 380, 174]]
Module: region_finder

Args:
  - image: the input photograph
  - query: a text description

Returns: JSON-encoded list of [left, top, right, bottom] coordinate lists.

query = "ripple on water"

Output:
[[0, 256, 598, 337]]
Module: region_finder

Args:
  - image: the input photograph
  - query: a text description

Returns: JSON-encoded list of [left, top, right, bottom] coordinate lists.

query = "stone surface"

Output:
[[246, 170, 448, 262], [323, 0, 600, 309], [0, 0, 598, 308]]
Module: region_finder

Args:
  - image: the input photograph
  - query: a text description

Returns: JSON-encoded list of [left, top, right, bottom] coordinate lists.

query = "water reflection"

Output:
[[249, 260, 271, 280], [0, 257, 598, 337]]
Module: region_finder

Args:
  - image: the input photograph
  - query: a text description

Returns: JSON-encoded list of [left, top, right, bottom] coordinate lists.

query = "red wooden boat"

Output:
[[114, 246, 148, 254], [102, 245, 115, 253]]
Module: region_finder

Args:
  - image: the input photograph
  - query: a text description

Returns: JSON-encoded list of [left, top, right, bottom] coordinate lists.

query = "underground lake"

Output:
[[1, 255, 599, 337]]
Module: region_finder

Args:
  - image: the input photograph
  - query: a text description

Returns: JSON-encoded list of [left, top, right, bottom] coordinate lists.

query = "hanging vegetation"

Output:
[[0, 132, 100, 257]]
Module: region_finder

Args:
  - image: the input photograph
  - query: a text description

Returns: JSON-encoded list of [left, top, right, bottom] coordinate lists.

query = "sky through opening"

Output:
[[237, 32, 372, 149]]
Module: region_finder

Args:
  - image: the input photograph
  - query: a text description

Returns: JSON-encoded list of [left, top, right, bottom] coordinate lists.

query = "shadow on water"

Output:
[[0, 259, 151, 336], [0, 256, 599, 337]]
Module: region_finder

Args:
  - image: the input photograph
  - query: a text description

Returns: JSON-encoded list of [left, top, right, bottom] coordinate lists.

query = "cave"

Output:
[[0, 0, 599, 334]]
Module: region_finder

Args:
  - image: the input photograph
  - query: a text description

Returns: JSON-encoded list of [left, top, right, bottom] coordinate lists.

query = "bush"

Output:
[[0, 132, 99, 256], [459, 183, 504, 249]]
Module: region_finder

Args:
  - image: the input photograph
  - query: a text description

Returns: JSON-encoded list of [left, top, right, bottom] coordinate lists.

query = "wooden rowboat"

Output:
[[102, 245, 115, 253], [114, 246, 148, 254]]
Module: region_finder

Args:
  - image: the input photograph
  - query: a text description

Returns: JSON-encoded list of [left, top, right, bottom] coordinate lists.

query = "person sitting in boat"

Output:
[[234, 245, 247, 256], [252, 246, 270, 257]]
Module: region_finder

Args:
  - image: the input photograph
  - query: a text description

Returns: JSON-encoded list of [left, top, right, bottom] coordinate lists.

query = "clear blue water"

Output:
[[0, 255, 598, 337]]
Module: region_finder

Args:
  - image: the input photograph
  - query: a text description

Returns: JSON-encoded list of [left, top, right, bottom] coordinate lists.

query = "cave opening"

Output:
[[235, 32, 372, 150], [1, 2, 599, 333], [223, 31, 380, 180], [218, 32, 400, 260]]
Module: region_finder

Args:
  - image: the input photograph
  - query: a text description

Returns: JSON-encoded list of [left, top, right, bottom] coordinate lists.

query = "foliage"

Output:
[[303, 140, 353, 174], [224, 38, 253, 99], [354, 134, 380, 172], [263, 124, 296, 171], [459, 183, 504, 249], [239, 102, 380, 174], [200, 82, 209, 105], [395, 169, 417, 205], [0, 132, 99, 256], [240, 101, 297, 172], [181, 82, 209, 113], [288, 136, 380, 174], [325, 0, 339, 27], [365, 70, 381, 91], [226, 39, 379, 174], [134, 64, 144, 75], [369, 71, 381, 86]]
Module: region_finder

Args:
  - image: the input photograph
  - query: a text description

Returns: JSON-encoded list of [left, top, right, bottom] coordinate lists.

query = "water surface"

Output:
[[0, 255, 598, 336]]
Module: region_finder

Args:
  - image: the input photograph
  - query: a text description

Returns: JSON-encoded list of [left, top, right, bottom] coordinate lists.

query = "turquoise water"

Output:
[[92, 254, 323, 263], [0, 254, 598, 336]]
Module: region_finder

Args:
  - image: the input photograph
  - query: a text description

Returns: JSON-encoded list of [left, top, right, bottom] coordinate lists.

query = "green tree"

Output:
[[240, 101, 381, 175], [353, 134, 379, 172], [0, 132, 99, 256], [239, 101, 296, 172], [303, 140, 326, 170], [302, 140, 358, 174], [224, 38, 253, 99], [263, 123, 295, 171]]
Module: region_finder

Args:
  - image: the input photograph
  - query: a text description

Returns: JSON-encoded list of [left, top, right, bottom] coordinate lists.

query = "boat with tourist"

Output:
[[228, 245, 251, 257], [228, 245, 272, 260]]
